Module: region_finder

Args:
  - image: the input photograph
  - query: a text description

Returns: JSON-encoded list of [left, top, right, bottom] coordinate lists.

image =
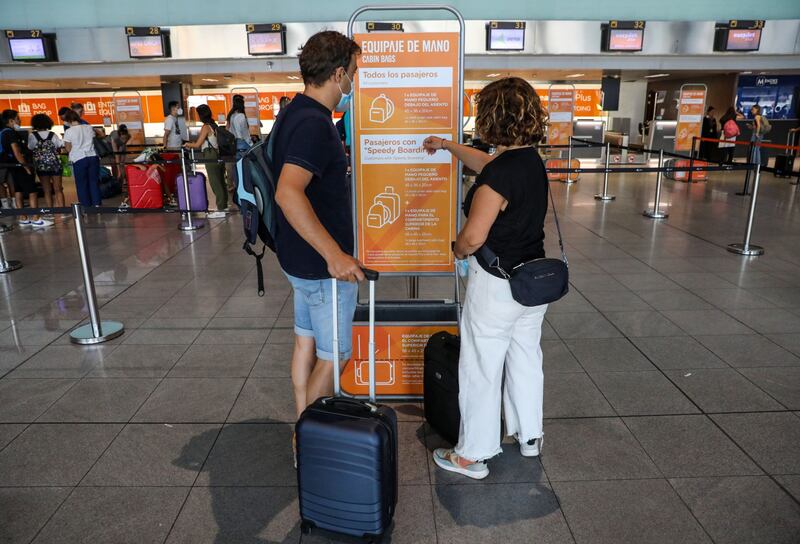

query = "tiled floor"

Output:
[[1, 169, 799, 543]]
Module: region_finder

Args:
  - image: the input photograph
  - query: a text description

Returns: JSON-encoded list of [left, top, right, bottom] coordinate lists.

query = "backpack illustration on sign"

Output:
[[235, 112, 285, 296], [32, 132, 61, 173], [759, 116, 772, 135], [215, 125, 237, 157]]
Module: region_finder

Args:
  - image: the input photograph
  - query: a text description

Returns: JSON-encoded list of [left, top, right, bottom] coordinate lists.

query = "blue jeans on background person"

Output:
[[73, 155, 101, 206], [750, 136, 762, 166]]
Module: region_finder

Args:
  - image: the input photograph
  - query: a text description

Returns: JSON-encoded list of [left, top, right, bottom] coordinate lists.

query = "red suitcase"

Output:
[[126, 165, 164, 209], [545, 158, 581, 182], [665, 159, 709, 181], [159, 152, 181, 195]]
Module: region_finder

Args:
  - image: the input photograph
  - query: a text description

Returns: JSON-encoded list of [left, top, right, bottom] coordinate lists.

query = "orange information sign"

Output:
[[341, 323, 458, 397], [546, 88, 575, 145], [353, 32, 460, 274], [675, 88, 706, 152], [112, 95, 145, 146]]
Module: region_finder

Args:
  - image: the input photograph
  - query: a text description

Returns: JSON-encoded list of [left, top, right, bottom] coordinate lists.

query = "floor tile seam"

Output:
[[536, 434, 579, 544], [0, 421, 31, 456], [703, 413, 800, 508]]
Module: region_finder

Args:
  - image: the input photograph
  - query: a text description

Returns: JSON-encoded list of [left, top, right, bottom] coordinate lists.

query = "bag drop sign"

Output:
[[353, 32, 459, 273]]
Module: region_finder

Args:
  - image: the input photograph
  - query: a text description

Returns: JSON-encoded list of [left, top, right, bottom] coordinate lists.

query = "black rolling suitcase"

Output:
[[774, 133, 796, 178], [296, 270, 398, 542], [423, 331, 461, 445]]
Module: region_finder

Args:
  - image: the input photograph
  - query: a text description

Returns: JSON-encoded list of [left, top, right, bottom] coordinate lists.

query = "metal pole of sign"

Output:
[[178, 148, 202, 231], [565, 137, 576, 184], [643, 150, 668, 219], [727, 164, 765, 256], [688, 136, 696, 183], [737, 143, 754, 195], [0, 231, 22, 273], [69, 203, 124, 344], [594, 142, 616, 201]]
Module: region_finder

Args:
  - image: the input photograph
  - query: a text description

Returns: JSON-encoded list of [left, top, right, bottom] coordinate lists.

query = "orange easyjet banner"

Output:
[[675, 88, 706, 152], [353, 32, 460, 274], [113, 96, 145, 146], [341, 323, 458, 397], [547, 88, 575, 145]]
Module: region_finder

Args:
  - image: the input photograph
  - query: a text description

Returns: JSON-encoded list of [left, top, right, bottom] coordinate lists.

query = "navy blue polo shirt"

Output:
[[272, 93, 353, 280]]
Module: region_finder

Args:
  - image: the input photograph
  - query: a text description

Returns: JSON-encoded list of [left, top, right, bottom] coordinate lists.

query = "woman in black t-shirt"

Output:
[[422, 77, 550, 480]]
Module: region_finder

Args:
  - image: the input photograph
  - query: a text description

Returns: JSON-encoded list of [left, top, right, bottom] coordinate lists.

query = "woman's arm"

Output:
[[453, 185, 505, 259], [183, 125, 209, 149], [10, 142, 32, 174], [423, 136, 492, 174]]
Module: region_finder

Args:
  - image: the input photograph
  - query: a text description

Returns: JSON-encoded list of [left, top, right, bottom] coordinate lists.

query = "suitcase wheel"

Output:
[[300, 520, 313, 535]]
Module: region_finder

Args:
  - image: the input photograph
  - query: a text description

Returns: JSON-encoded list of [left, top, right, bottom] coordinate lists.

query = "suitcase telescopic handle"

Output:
[[361, 268, 379, 282]]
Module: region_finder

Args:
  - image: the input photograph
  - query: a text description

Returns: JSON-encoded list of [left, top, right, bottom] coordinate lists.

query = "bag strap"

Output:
[[478, 177, 568, 277], [243, 241, 266, 297], [33, 132, 44, 142]]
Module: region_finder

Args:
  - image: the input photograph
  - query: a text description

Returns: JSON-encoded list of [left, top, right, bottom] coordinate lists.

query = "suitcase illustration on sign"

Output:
[[296, 270, 398, 541], [664, 159, 708, 181], [545, 159, 581, 182], [367, 186, 401, 228], [126, 165, 164, 209]]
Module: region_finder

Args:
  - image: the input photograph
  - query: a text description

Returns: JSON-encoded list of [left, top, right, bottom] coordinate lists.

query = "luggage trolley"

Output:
[[343, 4, 466, 401]]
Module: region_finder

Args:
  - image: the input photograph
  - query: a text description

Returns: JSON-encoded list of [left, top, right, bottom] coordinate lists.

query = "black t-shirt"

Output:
[[0, 128, 21, 163], [464, 147, 548, 278], [272, 93, 353, 279]]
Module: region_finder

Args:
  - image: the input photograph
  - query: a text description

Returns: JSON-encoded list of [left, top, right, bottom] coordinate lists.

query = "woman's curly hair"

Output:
[[474, 77, 548, 146]]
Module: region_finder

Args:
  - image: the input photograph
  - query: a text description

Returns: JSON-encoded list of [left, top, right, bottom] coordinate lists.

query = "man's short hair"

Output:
[[70, 102, 83, 110], [168, 101, 179, 110], [299, 31, 361, 87]]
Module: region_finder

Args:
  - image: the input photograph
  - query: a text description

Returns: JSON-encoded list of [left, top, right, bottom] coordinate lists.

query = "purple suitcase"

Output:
[[177, 150, 209, 212]]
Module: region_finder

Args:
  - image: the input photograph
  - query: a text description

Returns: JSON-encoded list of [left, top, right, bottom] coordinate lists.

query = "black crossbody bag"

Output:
[[478, 186, 569, 307]]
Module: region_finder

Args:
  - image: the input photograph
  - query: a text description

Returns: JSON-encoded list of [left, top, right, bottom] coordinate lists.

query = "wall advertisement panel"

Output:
[[352, 32, 460, 274], [675, 85, 707, 152], [112, 95, 145, 146], [546, 87, 575, 146]]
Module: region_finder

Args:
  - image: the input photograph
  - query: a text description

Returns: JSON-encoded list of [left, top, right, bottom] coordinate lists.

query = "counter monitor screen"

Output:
[[608, 29, 644, 51], [128, 35, 166, 58], [8, 37, 46, 61], [486, 22, 525, 51], [726, 28, 761, 51], [248, 31, 285, 55]]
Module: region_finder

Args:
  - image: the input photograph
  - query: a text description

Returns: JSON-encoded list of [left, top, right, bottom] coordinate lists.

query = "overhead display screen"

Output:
[[726, 28, 762, 51], [9, 37, 46, 60], [128, 35, 166, 58], [608, 29, 644, 51], [486, 22, 525, 51], [247, 32, 285, 55]]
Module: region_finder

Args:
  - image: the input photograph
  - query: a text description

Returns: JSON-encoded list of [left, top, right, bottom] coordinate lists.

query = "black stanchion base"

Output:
[[643, 210, 668, 219], [594, 194, 616, 201]]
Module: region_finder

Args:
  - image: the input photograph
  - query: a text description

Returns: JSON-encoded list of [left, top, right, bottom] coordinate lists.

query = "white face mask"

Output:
[[12, 122, 20, 130], [176, 108, 184, 116]]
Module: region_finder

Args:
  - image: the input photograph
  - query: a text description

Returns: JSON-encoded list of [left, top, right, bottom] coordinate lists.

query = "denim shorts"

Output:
[[284, 272, 358, 361]]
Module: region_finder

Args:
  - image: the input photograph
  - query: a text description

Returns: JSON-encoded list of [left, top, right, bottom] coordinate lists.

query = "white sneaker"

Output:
[[18, 219, 31, 227], [432, 448, 490, 480], [30, 218, 54, 228], [518, 436, 543, 458], [206, 211, 227, 219]]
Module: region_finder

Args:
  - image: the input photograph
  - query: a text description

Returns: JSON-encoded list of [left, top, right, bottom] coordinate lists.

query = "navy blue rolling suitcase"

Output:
[[296, 271, 398, 542]]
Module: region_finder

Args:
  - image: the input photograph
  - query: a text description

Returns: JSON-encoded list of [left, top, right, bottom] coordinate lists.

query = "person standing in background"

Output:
[[163, 101, 185, 150], [70, 103, 91, 125], [718, 107, 740, 165], [748, 105, 765, 167], [108, 125, 131, 182], [183, 104, 228, 219], [700, 106, 718, 161], [27, 113, 66, 209], [224, 94, 251, 197], [1, 110, 52, 227], [63, 109, 102, 208]]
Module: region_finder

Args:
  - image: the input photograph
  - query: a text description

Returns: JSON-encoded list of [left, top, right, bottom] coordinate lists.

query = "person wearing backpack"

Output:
[[183, 104, 227, 218], [718, 106, 741, 165], [27, 113, 66, 209], [0, 110, 53, 227]]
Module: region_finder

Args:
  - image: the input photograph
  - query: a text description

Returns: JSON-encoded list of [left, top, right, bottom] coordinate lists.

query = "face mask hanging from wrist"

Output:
[[335, 70, 353, 113]]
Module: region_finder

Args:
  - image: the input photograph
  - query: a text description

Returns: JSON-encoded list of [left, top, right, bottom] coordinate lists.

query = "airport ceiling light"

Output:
[[644, 73, 670, 79], [287, 75, 301, 80], [566, 73, 585, 78], [4, 82, 30, 87], [485, 73, 501, 78], [201, 78, 219, 82], [86, 81, 110, 86]]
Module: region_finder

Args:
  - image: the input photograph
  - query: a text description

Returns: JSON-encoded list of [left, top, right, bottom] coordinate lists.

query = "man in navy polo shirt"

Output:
[[273, 31, 364, 427]]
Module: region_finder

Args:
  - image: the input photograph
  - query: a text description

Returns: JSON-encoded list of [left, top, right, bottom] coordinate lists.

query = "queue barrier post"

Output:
[[0, 230, 22, 273], [687, 136, 697, 183], [564, 137, 576, 184], [594, 142, 616, 201], [727, 164, 765, 257], [737, 142, 754, 196], [643, 150, 668, 219], [178, 149, 203, 232], [69, 203, 125, 344]]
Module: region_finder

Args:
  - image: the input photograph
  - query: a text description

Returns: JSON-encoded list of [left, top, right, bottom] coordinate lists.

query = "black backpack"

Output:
[[215, 125, 237, 157], [93, 136, 114, 158], [234, 112, 286, 296]]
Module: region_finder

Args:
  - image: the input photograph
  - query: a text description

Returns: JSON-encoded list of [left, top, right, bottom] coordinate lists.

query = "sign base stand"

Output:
[[70, 321, 125, 345], [727, 243, 764, 256]]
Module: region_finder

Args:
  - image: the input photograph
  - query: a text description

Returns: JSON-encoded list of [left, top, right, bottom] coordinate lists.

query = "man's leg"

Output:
[[291, 334, 317, 419]]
